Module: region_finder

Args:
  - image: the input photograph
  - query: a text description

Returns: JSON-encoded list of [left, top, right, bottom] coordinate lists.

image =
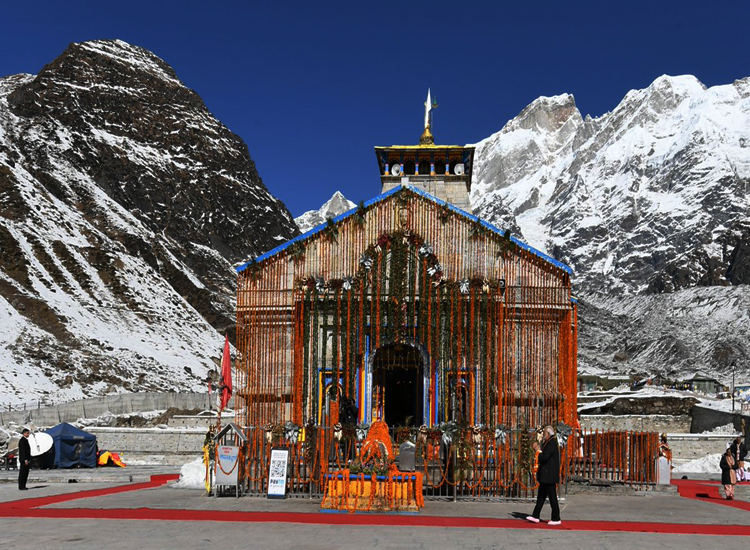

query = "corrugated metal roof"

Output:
[[236, 185, 573, 275]]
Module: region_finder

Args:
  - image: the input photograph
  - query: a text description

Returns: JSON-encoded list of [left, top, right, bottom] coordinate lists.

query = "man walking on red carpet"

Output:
[[18, 428, 30, 490], [526, 425, 561, 525]]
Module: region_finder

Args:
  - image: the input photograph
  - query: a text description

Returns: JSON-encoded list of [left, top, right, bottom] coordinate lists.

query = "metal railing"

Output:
[[566, 429, 659, 486], [238, 426, 659, 500]]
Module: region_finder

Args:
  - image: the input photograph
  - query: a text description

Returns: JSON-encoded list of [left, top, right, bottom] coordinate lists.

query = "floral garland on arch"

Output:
[[293, 228, 530, 427]]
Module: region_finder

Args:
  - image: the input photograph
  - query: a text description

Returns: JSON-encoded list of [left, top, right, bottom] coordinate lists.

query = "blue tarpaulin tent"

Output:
[[45, 423, 97, 468]]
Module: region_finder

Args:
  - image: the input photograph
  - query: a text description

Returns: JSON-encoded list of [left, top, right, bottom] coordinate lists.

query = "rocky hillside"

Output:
[[0, 40, 298, 405], [471, 75, 750, 382], [295, 191, 356, 233]]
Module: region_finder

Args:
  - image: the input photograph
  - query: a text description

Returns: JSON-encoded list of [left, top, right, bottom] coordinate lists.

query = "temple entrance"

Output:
[[372, 343, 424, 427]]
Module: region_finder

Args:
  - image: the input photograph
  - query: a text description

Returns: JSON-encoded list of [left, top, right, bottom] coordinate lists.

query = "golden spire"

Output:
[[420, 89, 437, 145]]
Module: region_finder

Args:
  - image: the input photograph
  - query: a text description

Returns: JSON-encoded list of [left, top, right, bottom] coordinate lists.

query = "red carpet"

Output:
[[0, 474, 178, 511], [0, 474, 747, 536], [671, 479, 750, 512]]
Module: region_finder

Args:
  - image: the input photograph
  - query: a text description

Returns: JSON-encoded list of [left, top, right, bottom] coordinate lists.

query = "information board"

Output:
[[267, 448, 289, 499], [215, 445, 239, 486]]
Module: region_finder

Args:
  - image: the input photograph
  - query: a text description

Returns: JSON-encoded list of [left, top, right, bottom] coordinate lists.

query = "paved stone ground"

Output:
[[33, 485, 750, 527], [0, 465, 177, 484], [0, 469, 747, 549], [0, 518, 745, 550]]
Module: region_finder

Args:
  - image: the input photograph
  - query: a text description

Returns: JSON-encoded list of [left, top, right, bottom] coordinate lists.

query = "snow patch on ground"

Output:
[[701, 423, 737, 435], [673, 453, 723, 474], [174, 457, 206, 489]]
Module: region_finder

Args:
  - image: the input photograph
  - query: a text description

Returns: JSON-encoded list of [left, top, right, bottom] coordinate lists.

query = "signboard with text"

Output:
[[267, 448, 289, 499], [215, 445, 239, 487]]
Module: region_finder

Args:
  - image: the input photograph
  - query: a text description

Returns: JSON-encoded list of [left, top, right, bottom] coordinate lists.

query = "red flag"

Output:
[[219, 335, 232, 411]]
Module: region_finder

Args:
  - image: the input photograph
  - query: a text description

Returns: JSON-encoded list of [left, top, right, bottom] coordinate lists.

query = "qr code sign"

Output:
[[270, 458, 286, 479]]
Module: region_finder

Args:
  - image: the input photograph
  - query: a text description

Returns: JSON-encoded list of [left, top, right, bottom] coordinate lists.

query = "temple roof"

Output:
[[374, 145, 470, 150], [236, 185, 573, 275]]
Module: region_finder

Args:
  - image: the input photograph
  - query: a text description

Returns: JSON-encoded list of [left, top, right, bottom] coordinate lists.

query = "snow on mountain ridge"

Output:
[[76, 40, 182, 85], [0, 40, 298, 405], [471, 74, 750, 382], [295, 191, 356, 233], [472, 73, 750, 293]]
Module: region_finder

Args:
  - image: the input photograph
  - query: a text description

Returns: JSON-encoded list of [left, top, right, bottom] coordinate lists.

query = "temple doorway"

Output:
[[372, 343, 425, 427]]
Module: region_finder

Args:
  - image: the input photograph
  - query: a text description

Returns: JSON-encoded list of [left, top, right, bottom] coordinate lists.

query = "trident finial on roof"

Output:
[[420, 89, 438, 145]]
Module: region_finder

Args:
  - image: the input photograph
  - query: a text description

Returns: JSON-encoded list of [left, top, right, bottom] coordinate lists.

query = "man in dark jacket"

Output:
[[526, 425, 561, 525], [18, 428, 31, 490]]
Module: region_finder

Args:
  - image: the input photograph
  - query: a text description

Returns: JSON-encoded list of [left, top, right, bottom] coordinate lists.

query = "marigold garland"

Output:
[[237, 188, 581, 498]]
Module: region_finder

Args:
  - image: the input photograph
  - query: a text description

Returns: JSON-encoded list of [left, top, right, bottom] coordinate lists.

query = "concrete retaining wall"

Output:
[[0, 392, 233, 427], [580, 415, 691, 433], [690, 405, 750, 440], [169, 414, 233, 428], [667, 433, 740, 464], [87, 427, 206, 466]]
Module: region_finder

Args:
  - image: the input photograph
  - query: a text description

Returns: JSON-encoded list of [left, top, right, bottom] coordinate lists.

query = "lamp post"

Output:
[[732, 361, 737, 412]]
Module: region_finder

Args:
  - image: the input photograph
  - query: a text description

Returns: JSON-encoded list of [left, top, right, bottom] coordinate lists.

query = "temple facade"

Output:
[[235, 92, 578, 434]]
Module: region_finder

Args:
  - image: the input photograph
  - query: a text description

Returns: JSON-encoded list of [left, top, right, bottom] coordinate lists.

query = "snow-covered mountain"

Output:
[[471, 75, 750, 294], [295, 191, 356, 233], [0, 40, 298, 405], [471, 75, 750, 381]]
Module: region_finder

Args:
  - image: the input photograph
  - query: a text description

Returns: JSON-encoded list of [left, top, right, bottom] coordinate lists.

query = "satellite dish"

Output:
[[28, 432, 53, 457], [391, 164, 402, 176], [454, 163, 465, 176]]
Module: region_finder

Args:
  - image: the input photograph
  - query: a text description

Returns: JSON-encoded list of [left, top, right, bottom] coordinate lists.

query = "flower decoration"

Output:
[[287, 241, 306, 263], [376, 233, 391, 251], [333, 422, 343, 441], [494, 425, 508, 445], [556, 423, 572, 447], [324, 217, 339, 242], [471, 425, 483, 444], [354, 200, 367, 226], [408, 233, 424, 247], [459, 279, 470, 294], [416, 425, 428, 446], [359, 253, 373, 271], [329, 278, 344, 291], [438, 421, 459, 446], [355, 423, 370, 441], [284, 421, 301, 444]]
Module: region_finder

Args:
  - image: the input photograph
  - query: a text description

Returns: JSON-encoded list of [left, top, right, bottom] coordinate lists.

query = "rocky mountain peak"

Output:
[[0, 40, 298, 405], [470, 73, 750, 383], [295, 191, 356, 233], [507, 93, 581, 134]]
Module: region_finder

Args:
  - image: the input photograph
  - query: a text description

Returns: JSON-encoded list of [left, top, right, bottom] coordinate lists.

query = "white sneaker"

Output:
[[548, 520, 562, 526], [525, 516, 540, 523]]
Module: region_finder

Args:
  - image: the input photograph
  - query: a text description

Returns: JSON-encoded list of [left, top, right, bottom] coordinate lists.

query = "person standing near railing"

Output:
[[729, 436, 746, 482], [720, 447, 737, 500], [18, 428, 30, 490], [526, 425, 561, 526], [658, 434, 672, 463]]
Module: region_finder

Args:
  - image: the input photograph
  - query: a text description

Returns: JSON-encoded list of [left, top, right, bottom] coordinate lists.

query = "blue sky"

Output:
[[2, 1, 748, 217]]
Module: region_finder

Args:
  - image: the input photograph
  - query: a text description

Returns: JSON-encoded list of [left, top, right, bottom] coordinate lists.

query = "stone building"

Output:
[[235, 92, 578, 432]]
